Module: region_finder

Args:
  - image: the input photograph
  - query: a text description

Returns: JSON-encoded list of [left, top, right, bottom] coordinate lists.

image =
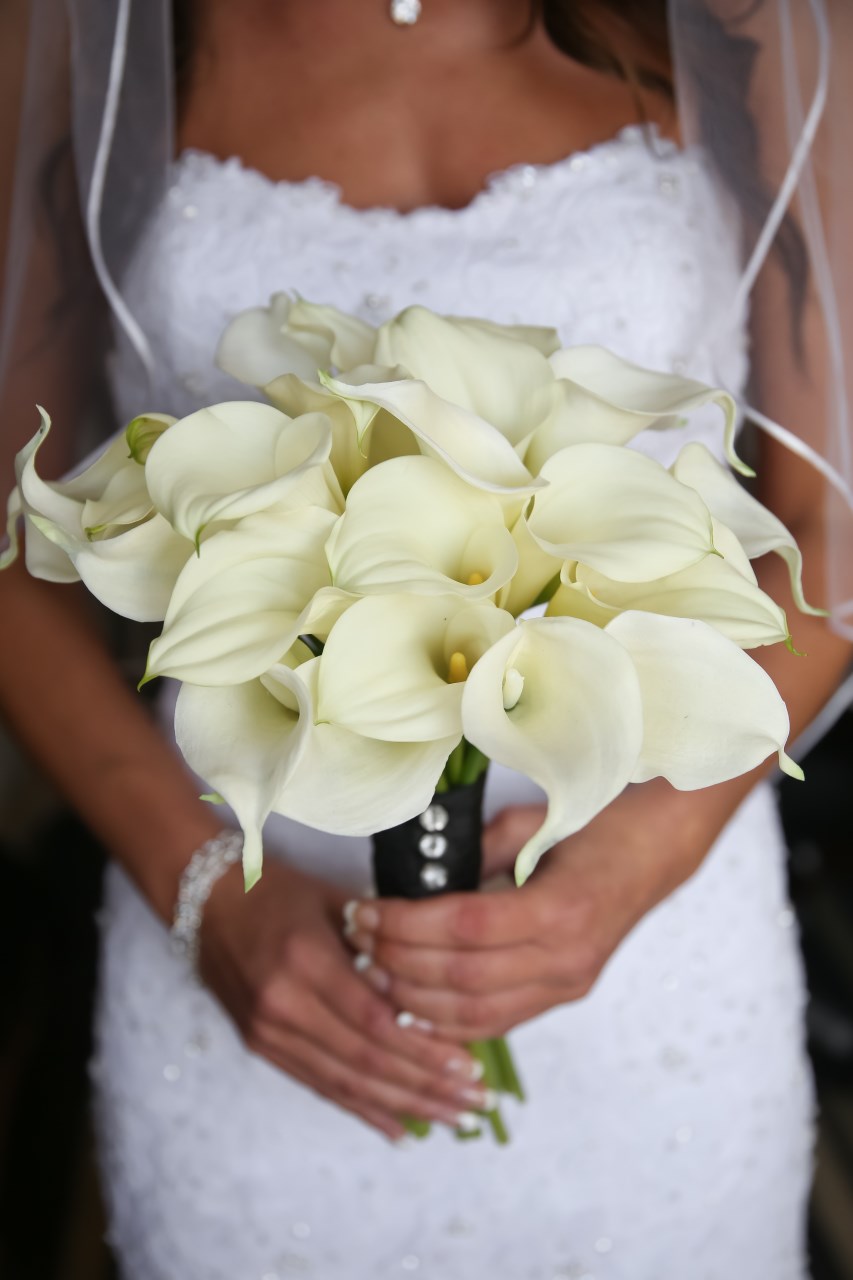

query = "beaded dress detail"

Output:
[[95, 126, 814, 1280]]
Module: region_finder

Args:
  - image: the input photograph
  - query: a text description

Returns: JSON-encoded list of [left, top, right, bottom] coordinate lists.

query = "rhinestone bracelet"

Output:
[[170, 828, 244, 972]]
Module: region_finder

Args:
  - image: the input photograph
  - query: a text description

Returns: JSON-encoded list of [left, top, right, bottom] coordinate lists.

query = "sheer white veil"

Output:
[[1, 0, 851, 647]]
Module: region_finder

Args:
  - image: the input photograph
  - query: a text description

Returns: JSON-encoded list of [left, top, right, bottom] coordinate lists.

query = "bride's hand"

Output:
[[198, 857, 491, 1138], [345, 785, 710, 1041]]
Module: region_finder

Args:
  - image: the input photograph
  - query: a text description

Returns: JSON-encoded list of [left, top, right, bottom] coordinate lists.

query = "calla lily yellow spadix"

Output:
[[2, 299, 814, 897]]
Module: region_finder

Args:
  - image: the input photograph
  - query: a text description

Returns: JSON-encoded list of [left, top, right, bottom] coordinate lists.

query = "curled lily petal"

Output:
[[216, 294, 334, 386], [318, 593, 515, 742], [125, 413, 176, 464], [263, 373, 367, 493], [496, 511, 563, 616], [71, 515, 194, 622], [672, 442, 823, 617], [605, 611, 803, 787], [531, 346, 748, 476], [549, 522, 790, 649], [374, 306, 556, 447], [175, 667, 311, 890], [527, 444, 716, 581], [145, 507, 340, 685], [272, 659, 458, 835], [326, 455, 518, 598], [320, 371, 543, 497], [146, 404, 339, 542], [461, 616, 644, 884], [5, 408, 192, 614]]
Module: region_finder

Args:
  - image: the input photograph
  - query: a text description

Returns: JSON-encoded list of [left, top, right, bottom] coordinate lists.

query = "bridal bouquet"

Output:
[[4, 299, 813, 1140]]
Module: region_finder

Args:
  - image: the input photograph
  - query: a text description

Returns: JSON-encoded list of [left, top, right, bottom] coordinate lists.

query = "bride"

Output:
[[1, 1, 851, 1276]]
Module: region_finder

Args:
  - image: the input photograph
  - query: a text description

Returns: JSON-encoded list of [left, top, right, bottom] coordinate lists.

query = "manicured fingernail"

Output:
[[396, 1011, 434, 1033], [455, 1112, 481, 1134], [457, 1086, 490, 1108], [445, 1057, 484, 1081], [357, 904, 381, 931], [353, 953, 372, 973], [480, 1088, 499, 1112], [342, 901, 359, 938]]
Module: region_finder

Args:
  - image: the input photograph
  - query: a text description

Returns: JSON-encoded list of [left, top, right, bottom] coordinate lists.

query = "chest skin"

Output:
[[176, 0, 677, 215]]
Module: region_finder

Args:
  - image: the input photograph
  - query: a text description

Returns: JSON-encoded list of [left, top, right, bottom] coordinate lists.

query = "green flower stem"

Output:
[[459, 744, 490, 786], [492, 1036, 526, 1102], [401, 1115, 433, 1140], [444, 740, 467, 787], [399, 1035, 522, 1145]]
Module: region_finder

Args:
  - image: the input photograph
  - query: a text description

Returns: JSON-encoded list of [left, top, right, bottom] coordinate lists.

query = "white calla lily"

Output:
[[3, 408, 192, 619], [263, 373, 369, 493], [672, 442, 822, 617], [318, 593, 515, 741], [605, 611, 803, 787], [527, 443, 716, 581], [175, 666, 312, 889], [320, 371, 544, 497], [374, 307, 557, 447], [146, 404, 341, 544], [68, 516, 197, 622], [461, 616, 644, 884], [145, 507, 343, 685], [549, 522, 791, 648], [326, 455, 518, 598], [496, 511, 563, 616], [525, 346, 748, 477], [272, 659, 458, 835], [125, 413, 177, 464], [216, 293, 377, 387]]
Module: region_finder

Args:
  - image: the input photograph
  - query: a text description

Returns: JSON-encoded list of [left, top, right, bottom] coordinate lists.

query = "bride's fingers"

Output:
[[254, 1020, 475, 1131], [272, 983, 493, 1112], [348, 934, 549, 996], [345, 886, 547, 952], [254, 1044, 406, 1142], [380, 978, 584, 1041]]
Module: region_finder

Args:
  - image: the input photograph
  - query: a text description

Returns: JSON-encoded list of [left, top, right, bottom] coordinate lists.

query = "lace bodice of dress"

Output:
[[109, 125, 748, 452]]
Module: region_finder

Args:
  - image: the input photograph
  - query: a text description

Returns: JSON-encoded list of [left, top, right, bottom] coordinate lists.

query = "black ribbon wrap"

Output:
[[371, 775, 487, 900]]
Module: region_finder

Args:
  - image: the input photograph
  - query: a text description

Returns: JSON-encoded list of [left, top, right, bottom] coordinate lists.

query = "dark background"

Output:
[[0, 705, 851, 1280]]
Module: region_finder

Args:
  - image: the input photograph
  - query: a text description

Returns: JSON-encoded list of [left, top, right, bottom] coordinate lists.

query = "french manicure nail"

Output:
[[342, 901, 359, 938], [353, 953, 372, 973], [358, 904, 381, 931], [480, 1088, 499, 1112], [457, 1086, 489, 1108], [396, 1011, 434, 1033], [444, 1057, 484, 1081], [455, 1112, 481, 1134]]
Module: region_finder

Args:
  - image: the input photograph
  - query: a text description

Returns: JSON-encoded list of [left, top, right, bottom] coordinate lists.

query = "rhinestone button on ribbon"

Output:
[[419, 805, 449, 832], [419, 833, 448, 860], [420, 864, 449, 891]]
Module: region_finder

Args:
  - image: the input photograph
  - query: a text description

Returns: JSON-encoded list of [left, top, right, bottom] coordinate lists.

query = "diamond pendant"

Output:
[[390, 0, 421, 25]]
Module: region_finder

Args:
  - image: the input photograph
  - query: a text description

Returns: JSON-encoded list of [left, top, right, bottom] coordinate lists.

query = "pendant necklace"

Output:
[[390, 0, 422, 25]]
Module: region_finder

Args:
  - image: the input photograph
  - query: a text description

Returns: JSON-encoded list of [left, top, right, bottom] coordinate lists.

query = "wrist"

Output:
[[170, 828, 244, 970]]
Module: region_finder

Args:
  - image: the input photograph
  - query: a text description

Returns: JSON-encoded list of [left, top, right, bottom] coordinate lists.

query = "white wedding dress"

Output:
[[94, 125, 815, 1280]]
